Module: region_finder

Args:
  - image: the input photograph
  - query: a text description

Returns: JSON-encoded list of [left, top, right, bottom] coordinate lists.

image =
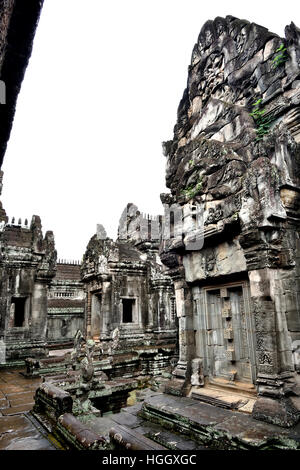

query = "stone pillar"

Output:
[[85, 286, 92, 339], [165, 279, 195, 396], [156, 287, 170, 331], [146, 292, 154, 332], [31, 281, 48, 339], [0, 268, 9, 334], [192, 286, 208, 380], [100, 280, 111, 339], [250, 269, 299, 427]]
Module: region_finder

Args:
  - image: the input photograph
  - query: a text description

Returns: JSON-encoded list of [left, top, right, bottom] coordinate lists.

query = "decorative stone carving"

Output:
[[191, 358, 204, 386], [70, 330, 84, 365], [110, 327, 120, 354], [80, 339, 95, 383]]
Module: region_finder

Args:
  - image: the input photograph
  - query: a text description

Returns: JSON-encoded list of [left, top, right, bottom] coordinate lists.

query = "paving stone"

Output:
[[0, 385, 25, 394], [6, 391, 35, 400], [176, 402, 233, 426], [214, 413, 258, 436], [0, 414, 55, 450], [146, 393, 199, 409], [121, 402, 143, 415], [9, 397, 34, 407], [1, 403, 34, 416], [3, 436, 55, 450], [134, 422, 206, 450], [136, 389, 162, 400], [0, 414, 28, 434], [0, 399, 9, 409], [110, 411, 143, 428], [213, 412, 291, 448], [145, 394, 233, 426]]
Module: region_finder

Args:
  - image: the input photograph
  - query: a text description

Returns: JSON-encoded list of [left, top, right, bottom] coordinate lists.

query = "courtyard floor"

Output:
[[0, 367, 300, 451], [0, 368, 57, 450]]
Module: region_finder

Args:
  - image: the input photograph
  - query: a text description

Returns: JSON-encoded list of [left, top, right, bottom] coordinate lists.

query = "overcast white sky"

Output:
[[1, 0, 299, 260]]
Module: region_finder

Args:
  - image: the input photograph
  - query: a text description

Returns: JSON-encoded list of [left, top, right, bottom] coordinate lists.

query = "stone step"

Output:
[[131, 420, 207, 450], [208, 377, 256, 396], [191, 390, 243, 409], [190, 386, 256, 413], [139, 393, 300, 450]]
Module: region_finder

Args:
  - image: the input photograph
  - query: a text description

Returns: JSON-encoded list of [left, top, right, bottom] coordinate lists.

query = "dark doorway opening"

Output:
[[11, 297, 26, 327], [122, 298, 135, 323]]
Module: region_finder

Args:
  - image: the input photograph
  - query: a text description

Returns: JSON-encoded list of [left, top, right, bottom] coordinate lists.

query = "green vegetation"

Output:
[[180, 177, 203, 200], [272, 43, 289, 68], [250, 98, 274, 141]]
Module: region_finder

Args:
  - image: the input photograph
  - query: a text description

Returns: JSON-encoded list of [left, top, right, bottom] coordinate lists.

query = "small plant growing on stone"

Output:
[[180, 177, 203, 200], [250, 98, 274, 141], [272, 43, 289, 68]]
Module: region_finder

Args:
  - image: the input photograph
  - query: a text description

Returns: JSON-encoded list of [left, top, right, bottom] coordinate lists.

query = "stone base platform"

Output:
[[139, 393, 300, 450], [23, 344, 176, 379], [83, 389, 207, 450]]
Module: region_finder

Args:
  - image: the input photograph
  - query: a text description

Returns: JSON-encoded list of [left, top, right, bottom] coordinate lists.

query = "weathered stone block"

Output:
[[253, 396, 300, 428]]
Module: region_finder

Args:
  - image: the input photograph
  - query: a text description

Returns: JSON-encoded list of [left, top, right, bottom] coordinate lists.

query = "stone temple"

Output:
[[160, 15, 300, 428], [0, 3, 300, 451]]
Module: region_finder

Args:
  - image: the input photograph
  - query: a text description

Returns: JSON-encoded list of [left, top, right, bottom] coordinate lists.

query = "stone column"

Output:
[[165, 278, 195, 396], [85, 285, 91, 339], [250, 268, 299, 427], [100, 279, 111, 340], [145, 292, 154, 332], [31, 280, 48, 339], [0, 268, 9, 334]]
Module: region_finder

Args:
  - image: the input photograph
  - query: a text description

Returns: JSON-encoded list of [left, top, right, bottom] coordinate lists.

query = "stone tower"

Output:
[[160, 16, 300, 427]]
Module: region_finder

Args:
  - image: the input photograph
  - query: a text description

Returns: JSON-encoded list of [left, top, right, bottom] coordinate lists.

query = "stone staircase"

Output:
[[190, 380, 257, 414]]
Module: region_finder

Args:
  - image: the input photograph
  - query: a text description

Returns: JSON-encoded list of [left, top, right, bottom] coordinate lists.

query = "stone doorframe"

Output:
[[169, 278, 257, 393], [193, 280, 257, 387], [166, 271, 299, 427]]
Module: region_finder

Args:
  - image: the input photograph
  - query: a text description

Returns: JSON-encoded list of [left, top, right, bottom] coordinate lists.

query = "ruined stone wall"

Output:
[[0, 214, 56, 362], [81, 206, 177, 349], [82, 236, 151, 341], [160, 16, 300, 426]]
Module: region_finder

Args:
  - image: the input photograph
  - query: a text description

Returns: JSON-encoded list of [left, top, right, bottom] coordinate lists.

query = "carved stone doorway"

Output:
[[194, 281, 257, 390]]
